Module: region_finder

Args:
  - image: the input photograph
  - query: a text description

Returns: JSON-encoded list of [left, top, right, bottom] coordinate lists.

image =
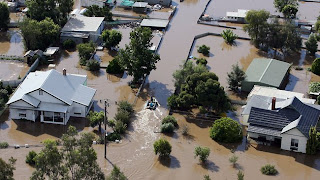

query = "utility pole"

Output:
[[104, 99, 109, 159]]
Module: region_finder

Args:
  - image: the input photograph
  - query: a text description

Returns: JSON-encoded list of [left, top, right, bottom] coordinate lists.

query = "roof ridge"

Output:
[[40, 69, 55, 90], [258, 59, 272, 82]]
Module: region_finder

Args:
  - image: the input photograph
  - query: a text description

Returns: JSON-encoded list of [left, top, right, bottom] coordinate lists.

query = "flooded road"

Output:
[[0, 61, 28, 80], [0, 29, 24, 56]]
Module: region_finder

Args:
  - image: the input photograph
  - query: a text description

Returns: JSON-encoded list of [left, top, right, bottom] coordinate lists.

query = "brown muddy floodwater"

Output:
[[0, 61, 28, 80], [0, 29, 24, 56]]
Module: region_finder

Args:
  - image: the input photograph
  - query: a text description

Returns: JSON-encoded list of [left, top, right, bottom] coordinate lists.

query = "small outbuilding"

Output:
[[143, 0, 172, 7], [226, 9, 249, 23], [140, 19, 169, 30], [241, 58, 291, 92], [132, 2, 148, 13]]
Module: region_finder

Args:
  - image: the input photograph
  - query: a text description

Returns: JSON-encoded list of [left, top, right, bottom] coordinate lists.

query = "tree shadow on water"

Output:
[[200, 160, 219, 172], [158, 155, 181, 169]]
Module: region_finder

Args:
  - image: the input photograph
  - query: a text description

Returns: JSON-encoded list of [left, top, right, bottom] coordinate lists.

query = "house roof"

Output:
[[140, 19, 169, 29], [7, 70, 95, 107], [242, 95, 286, 115], [37, 102, 69, 113], [43, 47, 59, 56], [248, 125, 281, 137], [72, 84, 96, 106], [22, 94, 40, 107], [244, 58, 291, 88], [61, 15, 104, 33], [133, 2, 148, 7], [226, 9, 248, 18]]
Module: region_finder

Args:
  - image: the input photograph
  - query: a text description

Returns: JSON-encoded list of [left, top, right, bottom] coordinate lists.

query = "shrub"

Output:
[[167, 94, 178, 109], [221, 29, 238, 44], [0, 142, 9, 149], [196, 58, 208, 66], [63, 39, 76, 49], [117, 101, 134, 115], [162, 115, 178, 127], [106, 58, 124, 74], [261, 164, 278, 175], [95, 135, 104, 144], [311, 58, 320, 76], [77, 42, 95, 65], [26, 151, 37, 166], [115, 110, 130, 125], [309, 82, 320, 93], [203, 175, 211, 180], [237, 171, 244, 180], [197, 45, 210, 56], [107, 165, 127, 180], [108, 119, 116, 128], [209, 117, 243, 143], [194, 146, 210, 163], [106, 132, 122, 141], [229, 154, 238, 167], [181, 124, 189, 135], [114, 121, 127, 134], [161, 122, 175, 133], [153, 138, 172, 157], [5, 85, 12, 95], [305, 33, 318, 56], [86, 59, 100, 71]]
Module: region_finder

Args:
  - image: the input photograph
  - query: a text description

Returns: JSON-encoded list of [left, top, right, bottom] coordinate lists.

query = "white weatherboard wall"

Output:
[[69, 102, 86, 117], [10, 109, 35, 121], [281, 128, 307, 153], [29, 90, 65, 104], [10, 100, 34, 108]]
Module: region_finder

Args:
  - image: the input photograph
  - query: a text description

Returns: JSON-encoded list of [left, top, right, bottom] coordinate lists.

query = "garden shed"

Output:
[[241, 58, 291, 92]]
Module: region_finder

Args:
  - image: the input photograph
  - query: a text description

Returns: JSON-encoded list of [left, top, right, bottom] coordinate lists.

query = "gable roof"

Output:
[[71, 84, 96, 106], [244, 58, 291, 88], [61, 15, 104, 32], [140, 19, 169, 29], [7, 70, 92, 106]]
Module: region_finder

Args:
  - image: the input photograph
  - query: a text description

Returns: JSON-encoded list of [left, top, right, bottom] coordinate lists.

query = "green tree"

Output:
[[107, 58, 124, 74], [86, 59, 100, 71], [306, 126, 320, 155], [260, 164, 278, 175], [229, 154, 238, 167], [102, 30, 122, 49], [305, 34, 318, 56], [209, 117, 243, 143], [282, 4, 298, 19], [26, 151, 38, 166], [20, 18, 60, 50], [153, 138, 172, 158], [309, 82, 320, 93], [0, 2, 9, 31], [161, 122, 175, 133], [315, 20, 320, 34], [243, 10, 270, 47], [162, 115, 178, 127], [117, 101, 134, 115], [274, 0, 298, 13], [203, 175, 211, 180], [56, 0, 74, 24], [196, 58, 208, 66], [107, 165, 127, 180], [83, 5, 113, 21], [237, 171, 244, 180], [77, 42, 95, 66], [117, 27, 160, 84], [311, 58, 320, 75], [221, 29, 238, 44], [87, 111, 104, 133], [0, 157, 16, 180], [197, 45, 210, 56], [115, 110, 130, 125], [194, 146, 210, 163], [227, 63, 246, 91]]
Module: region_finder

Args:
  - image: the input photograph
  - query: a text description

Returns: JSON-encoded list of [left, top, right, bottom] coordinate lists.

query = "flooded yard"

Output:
[[0, 29, 24, 56], [0, 61, 28, 80]]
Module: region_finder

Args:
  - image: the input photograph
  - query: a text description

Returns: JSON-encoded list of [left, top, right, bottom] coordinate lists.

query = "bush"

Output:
[[117, 101, 134, 115], [261, 164, 278, 175], [114, 121, 127, 134], [209, 117, 243, 143], [194, 146, 210, 163], [115, 110, 130, 125], [161, 122, 175, 133], [86, 59, 100, 71], [162, 115, 178, 127], [106, 132, 122, 141], [0, 142, 9, 149], [305, 33, 318, 56], [237, 171, 244, 180], [101, 29, 122, 49], [106, 58, 124, 74], [5, 85, 12, 95], [203, 175, 211, 180], [26, 151, 37, 166], [311, 58, 320, 76], [95, 135, 104, 144], [199, 106, 207, 114], [167, 94, 178, 109], [221, 29, 238, 44], [181, 124, 189, 135], [229, 154, 238, 167], [198, 45, 210, 56], [153, 138, 172, 157], [309, 82, 320, 93], [63, 39, 76, 49], [196, 58, 208, 66], [77, 42, 95, 66], [108, 119, 116, 128]]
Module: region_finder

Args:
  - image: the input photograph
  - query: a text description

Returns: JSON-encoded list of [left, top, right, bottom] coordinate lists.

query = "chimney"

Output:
[[63, 68, 66, 76], [271, 97, 276, 110]]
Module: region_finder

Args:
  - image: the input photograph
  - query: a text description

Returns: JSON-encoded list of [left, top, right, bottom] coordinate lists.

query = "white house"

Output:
[[7, 69, 96, 125], [246, 97, 320, 153]]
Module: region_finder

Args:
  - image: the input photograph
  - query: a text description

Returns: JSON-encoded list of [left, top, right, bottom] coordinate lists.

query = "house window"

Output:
[[54, 112, 60, 116], [39, 90, 43, 95], [19, 113, 26, 117], [290, 139, 299, 150]]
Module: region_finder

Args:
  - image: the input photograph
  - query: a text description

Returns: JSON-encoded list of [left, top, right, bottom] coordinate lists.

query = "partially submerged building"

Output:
[[143, 0, 172, 7], [132, 2, 148, 13], [241, 58, 291, 92], [7, 69, 96, 125], [225, 9, 249, 23], [140, 19, 169, 30], [61, 15, 105, 43]]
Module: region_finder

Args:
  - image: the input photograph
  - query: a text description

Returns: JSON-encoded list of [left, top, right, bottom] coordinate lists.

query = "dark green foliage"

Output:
[[260, 164, 278, 175], [20, 18, 60, 51], [197, 45, 210, 56], [0, 157, 16, 180], [196, 58, 208, 66], [274, 0, 298, 14], [86, 59, 100, 71], [311, 58, 320, 75], [77, 42, 95, 66], [221, 29, 238, 44], [83, 5, 113, 21], [117, 27, 160, 84], [199, 106, 207, 114], [0, 142, 9, 149], [203, 175, 211, 180], [63, 39, 76, 50], [107, 165, 127, 180], [161, 122, 175, 133], [194, 146, 210, 163], [107, 58, 124, 74], [237, 171, 244, 180], [305, 34, 318, 56], [5, 85, 12, 95], [282, 4, 298, 19], [317, 96, 320, 105], [106, 132, 122, 141], [209, 117, 243, 143], [153, 138, 172, 157], [0, 2, 9, 30], [162, 115, 178, 127], [167, 94, 178, 109], [306, 126, 320, 155], [0, 89, 9, 103], [117, 101, 134, 115], [87, 111, 104, 132], [309, 82, 320, 93], [26, 151, 37, 166], [114, 121, 127, 134], [102, 30, 122, 49], [115, 110, 130, 125], [227, 63, 246, 91]]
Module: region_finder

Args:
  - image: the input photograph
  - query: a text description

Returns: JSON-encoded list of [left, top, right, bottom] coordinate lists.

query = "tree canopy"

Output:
[[107, 165, 127, 180], [209, 117, 243, 143], [83, 5, 113, 21], [117, 27, 161, 84], [77, 42, 95, 66], [311, 58, 320, 76], [274, 0, 298, 15], [153, 138, 172, 157], [227, 63, 246, 91], [0, 2, 9, 31], [20, 18, 60, 50], [87, 111, 104, 132], [102, 29, 122, 49], [305, 33, 318, 56], [0, 157, 16, 180]]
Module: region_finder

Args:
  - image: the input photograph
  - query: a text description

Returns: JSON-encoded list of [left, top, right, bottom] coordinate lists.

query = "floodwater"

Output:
[[0, 29, 24, 56], [0, 61, 28, 80]]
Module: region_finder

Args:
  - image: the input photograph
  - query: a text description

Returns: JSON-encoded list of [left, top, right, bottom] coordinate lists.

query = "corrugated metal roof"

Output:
[[248, 125, 281, 137], [61, 15, 104, 32], [71, 84, 96, 106], [133, 2, 148, 7], [37, 102, 68, 113], [22, 94, 40, 107], [140, 19, 169, 28]]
